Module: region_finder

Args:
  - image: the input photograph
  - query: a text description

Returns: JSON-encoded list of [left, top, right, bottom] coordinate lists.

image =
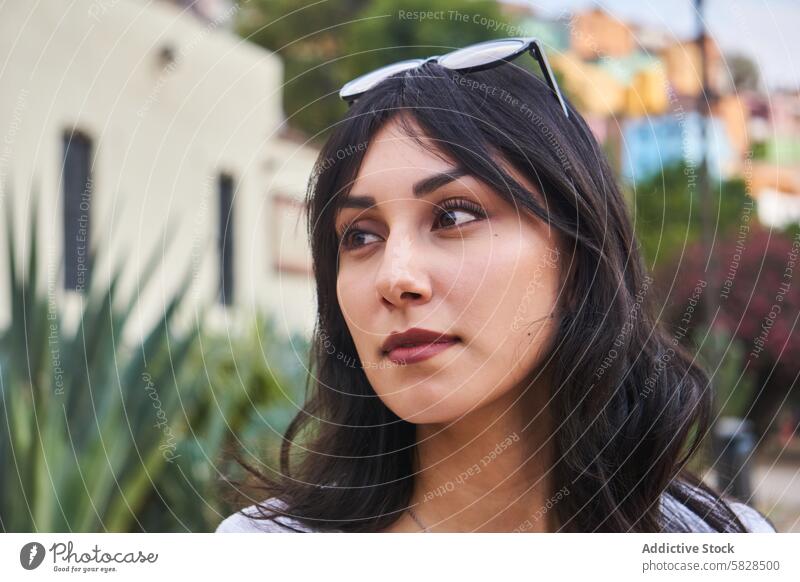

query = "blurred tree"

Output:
[[236, 0, 516, 140], [726, 53, 761, 93], [664, 226, 800, 435], [630, 161, 751, 270]]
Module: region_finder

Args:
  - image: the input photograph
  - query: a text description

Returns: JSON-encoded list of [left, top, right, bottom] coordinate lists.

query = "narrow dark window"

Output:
[[218, 173, 235, 305], [62, 130, 92, 291]]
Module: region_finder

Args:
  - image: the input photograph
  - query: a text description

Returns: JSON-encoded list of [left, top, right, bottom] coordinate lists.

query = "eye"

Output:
[[433, 198, 487, 230], [339, 222, 381, 250], [337, 197, 487, 252]]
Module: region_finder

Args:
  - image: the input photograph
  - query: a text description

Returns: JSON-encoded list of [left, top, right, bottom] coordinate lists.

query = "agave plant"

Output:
[[0, 192, 310, 532], [0, 195, 198, 532]]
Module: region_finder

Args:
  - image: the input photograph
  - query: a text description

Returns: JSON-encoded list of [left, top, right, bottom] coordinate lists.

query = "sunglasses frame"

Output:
[[339, 37, 569, 118]]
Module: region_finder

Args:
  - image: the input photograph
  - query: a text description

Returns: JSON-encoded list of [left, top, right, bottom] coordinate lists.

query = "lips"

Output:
[[381, 327, 460, 365]]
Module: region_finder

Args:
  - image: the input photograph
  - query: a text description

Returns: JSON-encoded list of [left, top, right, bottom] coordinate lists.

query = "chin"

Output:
[[376, 382, 477, 425], [394, 404, 465, 425]]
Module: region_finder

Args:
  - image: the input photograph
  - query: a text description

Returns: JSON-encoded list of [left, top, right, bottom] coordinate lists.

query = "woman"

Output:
[[217, 39, 775, 533]]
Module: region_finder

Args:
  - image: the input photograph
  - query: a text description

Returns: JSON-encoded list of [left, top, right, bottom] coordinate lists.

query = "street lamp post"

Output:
[[695, 0, 755, 501]]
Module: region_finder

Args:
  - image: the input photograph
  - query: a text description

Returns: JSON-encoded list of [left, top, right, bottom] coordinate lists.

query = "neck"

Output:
[[410, 375, 556, 532]]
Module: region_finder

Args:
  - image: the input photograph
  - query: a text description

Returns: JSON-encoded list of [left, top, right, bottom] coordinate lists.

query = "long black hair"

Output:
[[231, 58, 754, 532]]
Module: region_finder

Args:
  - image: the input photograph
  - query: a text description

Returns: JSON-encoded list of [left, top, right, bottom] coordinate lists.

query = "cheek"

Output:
[[462, 236, 560, 399], [337, 265, 395, 368], [336, 268, 372, 354], [336, 266, 372, 325], [454, 233, 561, 335]]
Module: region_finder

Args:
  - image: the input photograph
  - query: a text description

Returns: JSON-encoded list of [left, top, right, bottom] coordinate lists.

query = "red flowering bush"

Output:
[[660, 224, 800, 431]]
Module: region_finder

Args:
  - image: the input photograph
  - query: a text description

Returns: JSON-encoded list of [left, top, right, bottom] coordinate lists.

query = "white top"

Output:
[[215, 494, 776, 533]]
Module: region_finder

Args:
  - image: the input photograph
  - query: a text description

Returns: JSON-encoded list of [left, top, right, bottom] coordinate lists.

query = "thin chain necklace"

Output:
[[407, 506, 430, 532]]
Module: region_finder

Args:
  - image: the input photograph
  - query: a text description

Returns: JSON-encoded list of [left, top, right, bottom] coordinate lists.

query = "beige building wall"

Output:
[[569, 9, 635, 60], [714, 94, 750, 162], [0, 0, 318, 342], [661, 38, 724, 98]]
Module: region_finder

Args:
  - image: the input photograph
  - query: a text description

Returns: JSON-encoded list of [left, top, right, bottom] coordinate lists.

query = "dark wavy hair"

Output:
[[231, 58, 756, 532]]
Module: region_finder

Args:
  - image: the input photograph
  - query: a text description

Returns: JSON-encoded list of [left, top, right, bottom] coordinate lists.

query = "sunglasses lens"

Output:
[[437, 38, 527, 70], [339, 59, 425, 100]]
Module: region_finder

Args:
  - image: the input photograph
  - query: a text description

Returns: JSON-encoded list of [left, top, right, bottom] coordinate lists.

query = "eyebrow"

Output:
[[339, 166, 470, 209]]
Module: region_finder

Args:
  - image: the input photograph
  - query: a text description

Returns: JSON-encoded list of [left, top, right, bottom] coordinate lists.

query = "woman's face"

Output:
[[334, 117, 563, 424]]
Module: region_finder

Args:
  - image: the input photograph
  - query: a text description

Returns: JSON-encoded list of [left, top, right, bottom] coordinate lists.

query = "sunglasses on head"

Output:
[[338, 37, 569, 118]]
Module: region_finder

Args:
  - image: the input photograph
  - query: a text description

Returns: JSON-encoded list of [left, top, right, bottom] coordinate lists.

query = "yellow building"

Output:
[[660, 38, 724, 98], [624, 67, 670, 117], [551, 53, 626, 116]]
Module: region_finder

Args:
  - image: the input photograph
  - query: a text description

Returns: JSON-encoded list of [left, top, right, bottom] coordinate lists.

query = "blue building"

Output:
[[620, 112, 734, 182]]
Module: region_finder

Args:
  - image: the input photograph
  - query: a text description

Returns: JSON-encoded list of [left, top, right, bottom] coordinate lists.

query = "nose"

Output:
[[375, 229, 432, 308]]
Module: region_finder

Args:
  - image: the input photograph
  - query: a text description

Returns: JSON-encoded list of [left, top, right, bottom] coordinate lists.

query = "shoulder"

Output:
[[727, 500, 777, 533], [660, 492, 776, 533], [215, 497, 319, 533]]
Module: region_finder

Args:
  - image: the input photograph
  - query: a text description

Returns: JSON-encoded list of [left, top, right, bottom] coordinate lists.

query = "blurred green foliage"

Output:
[[695, 324, 757, 420], [237, 0, 514, 140], [634, 162, 800, 434], [629, 162, 752, 270], [0, 196, 307, 532]]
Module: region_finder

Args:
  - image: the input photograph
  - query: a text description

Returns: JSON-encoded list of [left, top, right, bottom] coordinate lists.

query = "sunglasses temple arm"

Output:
[[530, 40, 569, 118]]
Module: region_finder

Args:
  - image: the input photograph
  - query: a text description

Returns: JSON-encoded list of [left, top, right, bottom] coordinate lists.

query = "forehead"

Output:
[[351, 118, 455, 190], [337, 115, 550, 220]]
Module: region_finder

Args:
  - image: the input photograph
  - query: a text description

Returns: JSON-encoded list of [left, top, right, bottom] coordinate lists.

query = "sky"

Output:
[[505, 0, 800, 90]]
